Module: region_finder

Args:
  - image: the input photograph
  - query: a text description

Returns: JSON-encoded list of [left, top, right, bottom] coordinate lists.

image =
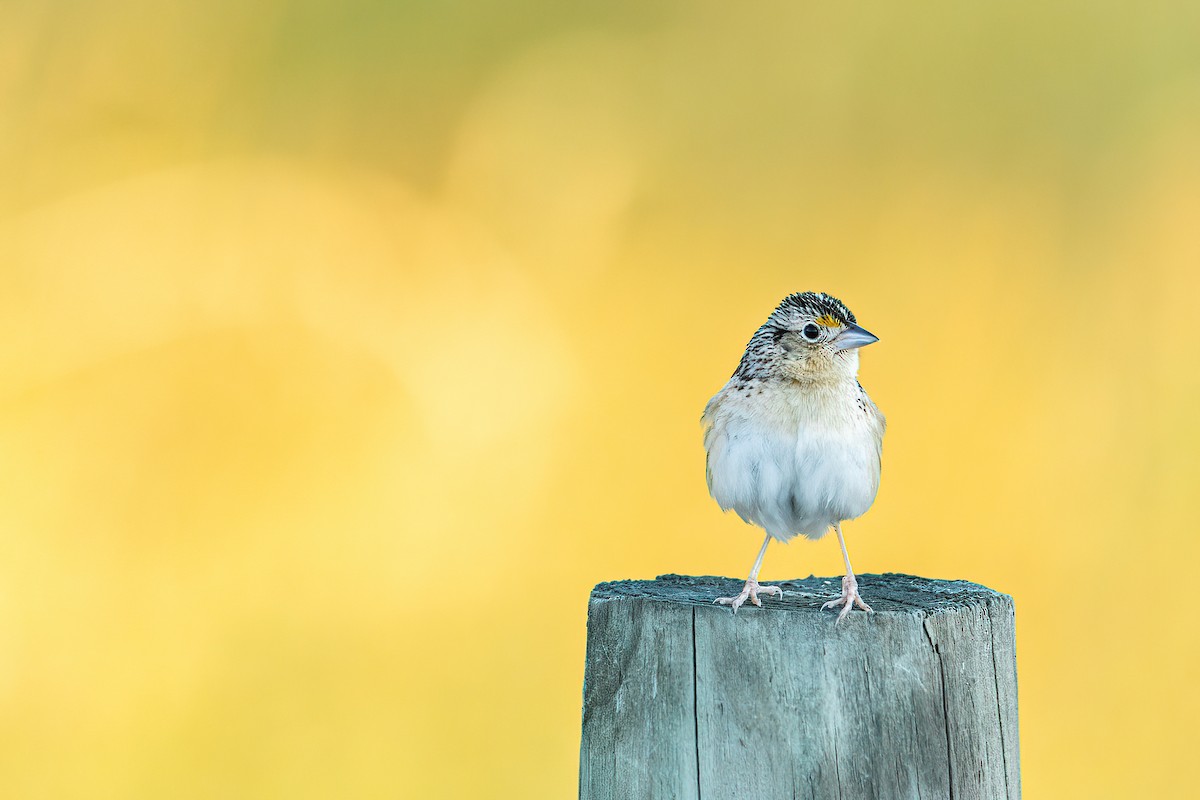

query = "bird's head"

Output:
[[741, 292, 879, 382]]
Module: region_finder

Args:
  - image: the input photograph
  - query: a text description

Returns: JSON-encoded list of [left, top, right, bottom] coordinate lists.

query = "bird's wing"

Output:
[[701, 389, 727, 494]]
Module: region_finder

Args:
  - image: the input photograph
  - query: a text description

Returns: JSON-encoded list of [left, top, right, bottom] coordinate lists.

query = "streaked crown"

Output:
[[731, 291, 864, 379], [768, 292, 856, 329]]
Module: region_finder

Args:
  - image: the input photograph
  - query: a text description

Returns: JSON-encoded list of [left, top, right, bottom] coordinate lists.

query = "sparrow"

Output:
[[702, 292, 885, 621]]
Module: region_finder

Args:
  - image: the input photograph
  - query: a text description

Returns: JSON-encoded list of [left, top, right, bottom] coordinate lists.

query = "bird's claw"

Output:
[[715, 579, 783, 614], [821, 575, 873, 624]]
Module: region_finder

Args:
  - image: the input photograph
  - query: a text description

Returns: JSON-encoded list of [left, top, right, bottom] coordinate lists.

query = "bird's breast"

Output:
[[703, 379, 883, 541]]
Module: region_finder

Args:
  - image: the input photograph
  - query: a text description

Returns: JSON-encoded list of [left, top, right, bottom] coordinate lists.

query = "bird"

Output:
[[702, 291, 885, 621]]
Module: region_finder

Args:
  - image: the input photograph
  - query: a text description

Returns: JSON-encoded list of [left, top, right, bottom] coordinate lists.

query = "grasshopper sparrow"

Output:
[[703, 292, 885, 621]]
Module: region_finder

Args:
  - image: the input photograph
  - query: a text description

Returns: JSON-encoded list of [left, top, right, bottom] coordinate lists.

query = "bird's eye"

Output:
[[802, 323, 821, 341]]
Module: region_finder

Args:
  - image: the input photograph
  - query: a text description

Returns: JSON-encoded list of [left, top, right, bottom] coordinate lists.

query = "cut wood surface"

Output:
[[579, 573, 1019, 800]]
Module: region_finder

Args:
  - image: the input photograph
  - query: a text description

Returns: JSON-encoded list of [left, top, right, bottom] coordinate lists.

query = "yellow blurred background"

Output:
[[1, 1, 1197, 797]]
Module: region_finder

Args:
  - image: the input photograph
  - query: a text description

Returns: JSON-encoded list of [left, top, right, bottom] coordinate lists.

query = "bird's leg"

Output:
[[714, 533, 784, 613], [821, 521, 873, 623]]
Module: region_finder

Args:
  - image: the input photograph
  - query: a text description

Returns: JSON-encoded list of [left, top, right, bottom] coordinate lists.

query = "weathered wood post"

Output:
[[579, 573, 1019, 800]]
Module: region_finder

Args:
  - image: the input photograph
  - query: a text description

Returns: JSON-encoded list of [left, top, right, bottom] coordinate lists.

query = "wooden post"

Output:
[[579, 573, 1019, 800]]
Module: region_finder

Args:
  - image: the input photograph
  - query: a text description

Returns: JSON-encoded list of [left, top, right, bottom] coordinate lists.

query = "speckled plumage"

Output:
[[729, 292, 857, 381], [702, 291, 886, 617]]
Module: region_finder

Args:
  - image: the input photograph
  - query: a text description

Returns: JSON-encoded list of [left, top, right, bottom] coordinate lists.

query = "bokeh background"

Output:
[[2, 1, 1198, 797]]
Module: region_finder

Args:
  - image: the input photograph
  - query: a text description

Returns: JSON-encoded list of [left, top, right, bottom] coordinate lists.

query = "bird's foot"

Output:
[[821, 575, 873, 624], [714, 579, 783, 614]]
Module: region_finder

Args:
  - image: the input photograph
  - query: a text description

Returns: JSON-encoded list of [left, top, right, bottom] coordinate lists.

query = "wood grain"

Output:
[[579, 573, 1019, 800]]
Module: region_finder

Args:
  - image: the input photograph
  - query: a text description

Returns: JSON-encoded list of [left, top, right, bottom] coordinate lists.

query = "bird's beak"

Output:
[[833, 324, 879, 351]]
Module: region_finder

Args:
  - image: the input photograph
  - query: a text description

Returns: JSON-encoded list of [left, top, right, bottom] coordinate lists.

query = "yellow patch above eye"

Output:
[[815, 314, 840, 328]]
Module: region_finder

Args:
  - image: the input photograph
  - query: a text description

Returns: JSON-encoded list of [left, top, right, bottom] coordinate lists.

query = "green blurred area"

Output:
[[7, 2, 1199, 211]]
